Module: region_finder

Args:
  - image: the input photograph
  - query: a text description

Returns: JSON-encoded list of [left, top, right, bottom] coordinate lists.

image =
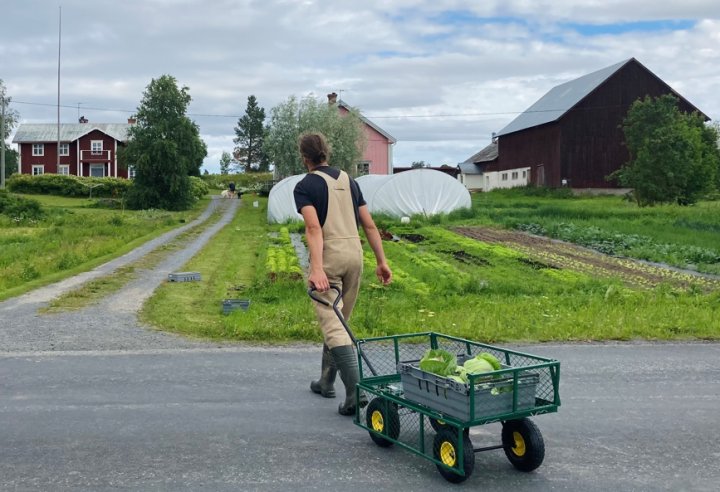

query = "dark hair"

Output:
[[298, 132, 330, 166]]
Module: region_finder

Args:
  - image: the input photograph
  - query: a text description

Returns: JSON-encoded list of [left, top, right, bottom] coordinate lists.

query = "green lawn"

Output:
[[0, 194, 207, 300], [142, 191, 720, 344], [6, 189, 719, 342]]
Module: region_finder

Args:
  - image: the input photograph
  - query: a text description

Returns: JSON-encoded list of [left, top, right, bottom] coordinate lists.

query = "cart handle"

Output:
[[308, 285, 378, 377]]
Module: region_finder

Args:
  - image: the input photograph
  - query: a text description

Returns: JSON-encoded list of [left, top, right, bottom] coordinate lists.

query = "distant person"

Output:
[[294, 132, 392, 416]]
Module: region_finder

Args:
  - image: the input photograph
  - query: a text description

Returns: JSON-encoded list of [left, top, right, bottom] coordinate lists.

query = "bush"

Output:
[[201, 172, 273, 193], [0, 189, 45, 221], [6, 174, 131, 198], [189, 176, 210, 200]]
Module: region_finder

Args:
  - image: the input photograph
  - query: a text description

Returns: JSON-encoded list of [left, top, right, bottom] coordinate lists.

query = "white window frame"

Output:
[[59, 143, 70, 156], [58, 165, 70, 175], [32, 144, 44, 156], [501, 173, 508, 181], [32, 165, 45, 175], [128, 166, 137, 179], [91, 140, 103, 155], [522, 170, 527, 178], [511, 171, 518, 180], [89, 164, 105, 177], [356, 161, 370, 176]]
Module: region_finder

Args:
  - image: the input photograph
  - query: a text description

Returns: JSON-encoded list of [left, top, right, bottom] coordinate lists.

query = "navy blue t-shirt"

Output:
[[293, 167, 366, 227]]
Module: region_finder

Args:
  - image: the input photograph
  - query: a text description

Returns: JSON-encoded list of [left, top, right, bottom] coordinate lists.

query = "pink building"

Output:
[[329, 93, 396, 175]]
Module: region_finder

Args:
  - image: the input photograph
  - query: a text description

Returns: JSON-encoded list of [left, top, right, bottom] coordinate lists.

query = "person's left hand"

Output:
[[375, 262, 392, 285]]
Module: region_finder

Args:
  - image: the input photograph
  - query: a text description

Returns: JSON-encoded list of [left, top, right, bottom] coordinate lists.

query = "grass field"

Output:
[[0, 194, 207, 301], [5, 188, 718, 342], [142, 190, 720, 343]]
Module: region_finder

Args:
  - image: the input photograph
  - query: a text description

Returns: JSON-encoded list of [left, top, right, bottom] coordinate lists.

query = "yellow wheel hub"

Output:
[[512, 431, 526, 457], [371, 411, 384, 433], [439, 441, 457, 467]]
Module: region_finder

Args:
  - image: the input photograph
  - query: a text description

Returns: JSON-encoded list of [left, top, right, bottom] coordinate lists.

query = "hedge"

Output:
[[7, 174, 131, 198]]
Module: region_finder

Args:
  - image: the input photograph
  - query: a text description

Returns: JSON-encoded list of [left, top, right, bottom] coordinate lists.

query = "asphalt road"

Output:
[[2, 342, 719, 491], [1, 197, 718, 490]]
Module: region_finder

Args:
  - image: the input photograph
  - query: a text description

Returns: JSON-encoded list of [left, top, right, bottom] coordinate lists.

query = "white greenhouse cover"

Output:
[[267, 169, 471, 223], [267, 174, 306, 224], [357, 169, 471, 218]]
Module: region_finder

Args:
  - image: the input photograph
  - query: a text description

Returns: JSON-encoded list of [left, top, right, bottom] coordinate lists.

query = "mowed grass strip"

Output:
[[0, 194, 208, 301], [141, 197, 274, 341], [41, 203, 226, 313]]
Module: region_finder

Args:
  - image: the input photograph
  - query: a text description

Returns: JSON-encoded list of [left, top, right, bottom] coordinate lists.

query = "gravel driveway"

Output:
[[0, 197, 240, 354]]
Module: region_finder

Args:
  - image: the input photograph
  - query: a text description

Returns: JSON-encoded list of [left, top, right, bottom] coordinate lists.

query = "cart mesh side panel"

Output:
[[357, 333, 559, 417], [358, 384, 436, 453]]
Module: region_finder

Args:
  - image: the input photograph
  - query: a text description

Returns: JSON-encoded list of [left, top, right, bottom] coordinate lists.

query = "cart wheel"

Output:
[[429, 417, 447, 433], [429, 417, 469, 436], [366, 397, 400, 447], [432, 428, 474, 483], [502, 418, 545, 472]]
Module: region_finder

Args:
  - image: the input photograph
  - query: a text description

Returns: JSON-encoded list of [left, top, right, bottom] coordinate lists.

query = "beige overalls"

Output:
[[311, 170, 364, 349]]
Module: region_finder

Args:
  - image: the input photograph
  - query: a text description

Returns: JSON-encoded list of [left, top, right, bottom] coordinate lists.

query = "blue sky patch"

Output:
[[564, 20, 695, 36]]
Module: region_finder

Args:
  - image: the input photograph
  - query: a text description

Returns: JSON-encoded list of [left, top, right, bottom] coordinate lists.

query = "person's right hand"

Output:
[[308, 268, 330, 292]]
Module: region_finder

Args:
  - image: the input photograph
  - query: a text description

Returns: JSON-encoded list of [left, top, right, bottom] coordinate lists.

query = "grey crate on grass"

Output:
[[222, 299, 250, 315], [398, 362, 538, 422], [168, 272, 202, 282]]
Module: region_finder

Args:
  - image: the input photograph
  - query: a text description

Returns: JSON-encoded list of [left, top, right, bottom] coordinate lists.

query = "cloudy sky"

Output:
[[2, 0, 720, 173]]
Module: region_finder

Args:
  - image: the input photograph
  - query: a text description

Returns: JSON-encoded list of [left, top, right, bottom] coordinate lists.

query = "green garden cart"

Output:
[[309, 287, 561, 484]]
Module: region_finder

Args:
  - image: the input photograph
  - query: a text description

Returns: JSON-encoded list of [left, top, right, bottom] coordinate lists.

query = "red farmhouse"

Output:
[[12, 119, 135, 178]]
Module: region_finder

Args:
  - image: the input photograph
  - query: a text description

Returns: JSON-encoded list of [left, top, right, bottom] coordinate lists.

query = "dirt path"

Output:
[[0, 197, 240, 353], [454, 226, 720, 290]]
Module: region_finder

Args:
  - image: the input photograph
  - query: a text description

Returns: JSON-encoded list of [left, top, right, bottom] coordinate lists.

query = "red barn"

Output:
[[12, 119, 135, 178], [464, 58, 708, 191]]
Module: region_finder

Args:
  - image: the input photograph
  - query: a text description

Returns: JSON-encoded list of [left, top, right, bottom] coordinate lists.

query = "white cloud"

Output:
[[2, 1, 719, 173]]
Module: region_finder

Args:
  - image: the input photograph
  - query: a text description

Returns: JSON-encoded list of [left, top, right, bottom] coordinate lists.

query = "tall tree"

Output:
[[219, 151, 232, 175], [122, 75, 207, 211], [612, 94, 719, 206], [1, 79, 20, 186], [264, 95, 366, 179], [234, 95, 267, 173]]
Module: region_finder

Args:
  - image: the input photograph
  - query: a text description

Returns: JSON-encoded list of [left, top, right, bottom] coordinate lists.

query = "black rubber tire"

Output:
[[429, 417, 469, 436], [432, 428, 474, 483], [429, 417, 448, 433], [366, 397, 400, 447], [502, 418, 545, 472]]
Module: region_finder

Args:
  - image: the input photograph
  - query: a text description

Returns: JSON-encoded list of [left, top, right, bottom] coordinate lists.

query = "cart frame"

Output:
[[352, 332, 561, 481]]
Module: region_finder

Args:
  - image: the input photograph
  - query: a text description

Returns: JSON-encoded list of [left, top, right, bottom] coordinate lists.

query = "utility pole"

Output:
[[56, 5, 62, 170], [1, 94, 6, 189]]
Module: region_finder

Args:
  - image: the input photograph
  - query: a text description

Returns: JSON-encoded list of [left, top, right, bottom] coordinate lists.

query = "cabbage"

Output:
[[477, 352, 501, 371], [418, 349, 457, 376], [463, 357, 494, 374]]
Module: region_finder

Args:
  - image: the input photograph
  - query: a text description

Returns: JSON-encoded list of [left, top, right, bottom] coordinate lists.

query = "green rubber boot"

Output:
[[310, 344, 336, 398], [331, 345, 368, 416]]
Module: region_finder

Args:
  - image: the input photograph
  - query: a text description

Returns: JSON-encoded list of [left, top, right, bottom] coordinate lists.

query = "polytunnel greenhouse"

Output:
[[356, 169, 471, 218], [267, 174, 305, 224], [267, 169, 471, 224]]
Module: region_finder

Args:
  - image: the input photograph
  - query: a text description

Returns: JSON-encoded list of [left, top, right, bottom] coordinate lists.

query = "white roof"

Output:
[[12, 123, 131, 143]]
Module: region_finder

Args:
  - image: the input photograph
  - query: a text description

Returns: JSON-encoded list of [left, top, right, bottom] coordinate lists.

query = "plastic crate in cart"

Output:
[[398, 358, 539, 421]]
